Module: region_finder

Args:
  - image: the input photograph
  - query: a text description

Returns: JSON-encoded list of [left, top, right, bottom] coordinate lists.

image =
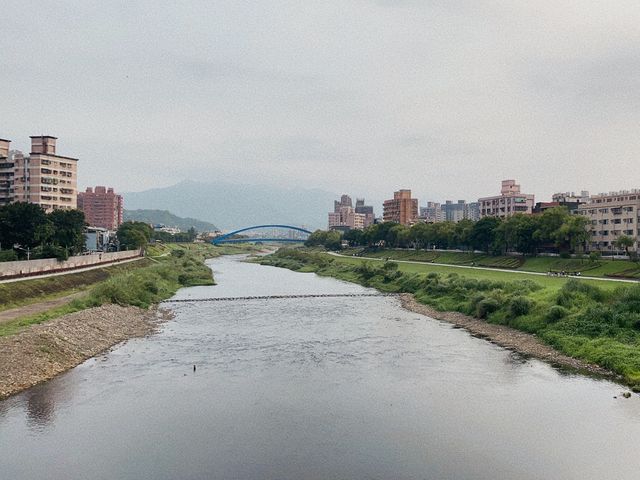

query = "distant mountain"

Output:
[[123, 180, 338, 230], [123, 209, 218, 233]]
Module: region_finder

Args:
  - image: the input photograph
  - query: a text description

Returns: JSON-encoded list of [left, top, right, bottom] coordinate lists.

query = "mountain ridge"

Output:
[[123, 180, 338, 230]]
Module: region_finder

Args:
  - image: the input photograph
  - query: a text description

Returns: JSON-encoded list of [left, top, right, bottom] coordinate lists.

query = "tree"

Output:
[[48, 209, 86, 254], [614, 235, 635, 256], [469, 217, 501, 253], [117, 221, 152, 250], [0, 202, 52, 250], [343, 229, 364, 247], [554, 215, 590, 253], [304, 229, 342, 250], [494, 214, 540, 255]]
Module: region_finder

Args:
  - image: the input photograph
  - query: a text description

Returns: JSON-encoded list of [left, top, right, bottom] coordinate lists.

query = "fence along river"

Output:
[[1, 254, 640, 479]]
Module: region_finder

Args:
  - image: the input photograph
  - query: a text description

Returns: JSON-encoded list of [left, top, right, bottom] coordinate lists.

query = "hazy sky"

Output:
[[2, 1, 640, 204]]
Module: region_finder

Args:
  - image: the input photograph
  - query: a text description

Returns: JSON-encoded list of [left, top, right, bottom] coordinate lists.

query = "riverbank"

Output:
[[399, 294, 615, 378], [0, 243, 259, 399], [259, 248, 640, 390], [0, 304, 169, 399]]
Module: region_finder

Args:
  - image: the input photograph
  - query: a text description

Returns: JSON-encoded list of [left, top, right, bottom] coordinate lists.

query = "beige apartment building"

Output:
[[383, 189, 418, 225], [577, 190, 640, 252], [0, 138, 13, 205], [12, 136, 78, 212], [479, 180, 534, 219]]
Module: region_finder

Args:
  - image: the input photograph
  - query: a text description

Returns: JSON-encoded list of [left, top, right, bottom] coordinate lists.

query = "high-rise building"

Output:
[[0, 138, 14, 206], [419, 202, 444, 223], [355, 198, 375, 228], [478, 180, 534, 219], [577, 190, 640, 252], [328, 194, 367, 230], [11, 136, 79, 212], [383, 189, 418, 225], [78, 186, 124, 230]]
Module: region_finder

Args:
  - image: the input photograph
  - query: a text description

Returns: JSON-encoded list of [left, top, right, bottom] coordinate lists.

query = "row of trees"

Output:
[[0, 202, 86, 260], [313, 208, 600, 255]]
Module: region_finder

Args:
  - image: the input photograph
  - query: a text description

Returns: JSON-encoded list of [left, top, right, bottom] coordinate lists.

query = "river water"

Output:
[[1, 255, 640, 479]]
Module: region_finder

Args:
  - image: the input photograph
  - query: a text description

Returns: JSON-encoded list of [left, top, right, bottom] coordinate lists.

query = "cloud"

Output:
[[1, 0, 640, 203]]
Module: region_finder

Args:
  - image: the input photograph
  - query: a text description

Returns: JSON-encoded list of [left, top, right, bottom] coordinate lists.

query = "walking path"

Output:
[[0, 256, 144, 285], [328, 252, 639, 284], [0, 291, 87, 325]]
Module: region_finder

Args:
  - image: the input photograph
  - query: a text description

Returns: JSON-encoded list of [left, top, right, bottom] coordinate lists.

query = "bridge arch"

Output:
[[211, 224, 312, 245]]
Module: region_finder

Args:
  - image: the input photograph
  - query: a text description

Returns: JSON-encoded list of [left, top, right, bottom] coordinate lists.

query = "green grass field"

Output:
[[341, 247, 640, 279], [331, 253, 619, 290]]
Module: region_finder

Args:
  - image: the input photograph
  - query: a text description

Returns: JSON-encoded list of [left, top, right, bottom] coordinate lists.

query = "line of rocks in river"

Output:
[[0, 304, 169, 400], [399, 293, 616, 378]]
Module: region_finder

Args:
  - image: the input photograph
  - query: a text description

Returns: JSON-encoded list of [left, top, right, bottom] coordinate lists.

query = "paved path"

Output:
[[328, 252, 639, 284], [0, 256, 144, 285], [0, 291, 87, 325]]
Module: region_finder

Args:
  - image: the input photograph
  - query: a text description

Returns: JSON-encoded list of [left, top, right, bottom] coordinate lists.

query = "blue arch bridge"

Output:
[[211, 224, 312, 245]]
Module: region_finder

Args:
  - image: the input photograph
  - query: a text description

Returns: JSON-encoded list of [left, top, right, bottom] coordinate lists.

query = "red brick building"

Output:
[[78, 186, 123, 230]]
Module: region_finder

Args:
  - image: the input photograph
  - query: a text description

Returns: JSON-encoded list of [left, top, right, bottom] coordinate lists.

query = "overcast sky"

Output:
[[2, 0, 640, 204]]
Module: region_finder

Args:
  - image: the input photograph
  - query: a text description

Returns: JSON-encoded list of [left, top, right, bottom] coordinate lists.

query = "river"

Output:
[[1, 255, 640, 479]]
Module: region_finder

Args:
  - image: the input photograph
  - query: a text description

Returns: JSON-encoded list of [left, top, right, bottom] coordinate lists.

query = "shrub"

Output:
[[171, 249, 185, 258], [476, 298, 500, 319], [545, 305, 568, 322], [509, 296, 532, 317], [0, 249, 18, 261]]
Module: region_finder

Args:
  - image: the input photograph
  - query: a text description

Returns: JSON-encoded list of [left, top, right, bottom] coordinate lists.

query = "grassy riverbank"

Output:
[[0, 243, 253, 337], [260, 248, 640, 389], [341, 247, 640, 279]]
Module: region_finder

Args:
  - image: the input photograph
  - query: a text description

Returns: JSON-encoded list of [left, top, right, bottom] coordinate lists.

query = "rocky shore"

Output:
[[399, 293, 617, 379], [0, 304, 169, 400]]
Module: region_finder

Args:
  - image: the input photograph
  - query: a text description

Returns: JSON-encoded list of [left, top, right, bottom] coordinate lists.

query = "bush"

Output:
[[509, 296, 532, 317], [171, 249, 185, 258], [0, 249, 18, 262], [559, 252, 571, 259], [545, 305, 568, 322], [476, 298, 500, 319]]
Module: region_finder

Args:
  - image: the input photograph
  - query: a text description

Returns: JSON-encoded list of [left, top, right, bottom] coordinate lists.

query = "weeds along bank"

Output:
[[0, 243, 254, 398], [0, 243, 250, 337], [260, 248, 640, 390]]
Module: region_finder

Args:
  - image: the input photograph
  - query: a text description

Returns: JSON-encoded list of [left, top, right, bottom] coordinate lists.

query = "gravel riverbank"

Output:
[[0, 304, 169, 400], [399, 293, 617, 379]]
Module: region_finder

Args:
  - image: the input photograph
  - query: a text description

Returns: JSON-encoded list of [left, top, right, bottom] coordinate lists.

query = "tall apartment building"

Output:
[[0, 138, 13, 205], [355, 198, 375, 228], [10, 136, 79, 212], [383, 189, 418, 225], [328, 194, 367, 230], [419, 202, 444, 223], [577, 190, 640, 252], [478, 180, 534, 219], [78, 186, 124, 230]]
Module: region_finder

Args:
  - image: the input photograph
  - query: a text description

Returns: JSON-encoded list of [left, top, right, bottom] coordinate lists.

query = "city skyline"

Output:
[[2, 1, 640, 201]]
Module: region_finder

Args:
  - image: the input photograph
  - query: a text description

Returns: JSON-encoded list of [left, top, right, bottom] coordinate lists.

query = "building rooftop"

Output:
[[29, 135, 58, 139]]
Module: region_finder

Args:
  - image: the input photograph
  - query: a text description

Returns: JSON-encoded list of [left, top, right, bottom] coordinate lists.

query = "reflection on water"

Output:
[[1, 255, 640, 480]]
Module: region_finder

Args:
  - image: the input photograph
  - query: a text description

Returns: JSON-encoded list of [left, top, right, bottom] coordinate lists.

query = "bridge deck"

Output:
[[163, 293, 396, 303]]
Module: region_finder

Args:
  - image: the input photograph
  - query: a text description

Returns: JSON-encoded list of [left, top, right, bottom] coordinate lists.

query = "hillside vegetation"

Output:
[[124, 209, 218, 232]]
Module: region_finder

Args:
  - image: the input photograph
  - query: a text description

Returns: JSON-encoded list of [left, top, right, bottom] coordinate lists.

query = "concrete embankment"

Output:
[[0, 304, 169, 400], [399, 293, 615, 378]]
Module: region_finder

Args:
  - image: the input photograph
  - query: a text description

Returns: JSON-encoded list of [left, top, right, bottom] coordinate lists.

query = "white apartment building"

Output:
[[577, 190, 640, 252], [479, 179, 534, 219]]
